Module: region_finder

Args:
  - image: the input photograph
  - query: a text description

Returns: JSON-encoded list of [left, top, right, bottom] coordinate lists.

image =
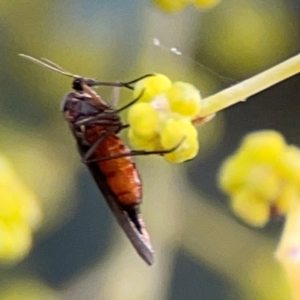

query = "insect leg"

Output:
[[120, 74, 154, 89], [114, 89, 145, 113], [82, 127, 119, 163], [84, 138, 185, 163], [121, 124, 130, 129], [76, 118, 128, 133], [75, 90, 145, 127], [88, 74, 154, 90], [75, 117, 120, 126]]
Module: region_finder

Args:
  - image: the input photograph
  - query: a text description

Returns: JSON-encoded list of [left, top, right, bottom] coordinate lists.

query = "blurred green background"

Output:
[[1, 0, 300, 299]]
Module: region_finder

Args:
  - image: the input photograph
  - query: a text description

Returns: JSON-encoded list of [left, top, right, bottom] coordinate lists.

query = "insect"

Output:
[[20, 54, 180, 265]]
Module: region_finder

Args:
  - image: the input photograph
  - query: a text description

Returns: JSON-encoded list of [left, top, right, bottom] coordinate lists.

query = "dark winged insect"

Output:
[[20, 54, 180, 265]]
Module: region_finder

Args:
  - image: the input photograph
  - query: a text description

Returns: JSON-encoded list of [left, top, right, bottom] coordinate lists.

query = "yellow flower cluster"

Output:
[[219, 131, 300, 227], [127, 74, 201, 163], [0, 155, 42, 263], [153, 0, 221, 13]]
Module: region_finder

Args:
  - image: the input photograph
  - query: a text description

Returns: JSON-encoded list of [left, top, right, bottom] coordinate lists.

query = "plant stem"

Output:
[[276, 197, 300, 299], [198, 54, 300, 118]]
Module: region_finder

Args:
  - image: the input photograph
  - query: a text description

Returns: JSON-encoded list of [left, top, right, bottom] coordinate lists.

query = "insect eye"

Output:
[[72, 78, 84, 91]]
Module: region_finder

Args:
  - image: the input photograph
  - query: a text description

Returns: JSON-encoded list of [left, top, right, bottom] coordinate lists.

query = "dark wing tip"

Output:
[[111, 205, 155, 266], [128, 212, 154, 265], [84, 160, 155, 265], [142, 249, 154, 266]]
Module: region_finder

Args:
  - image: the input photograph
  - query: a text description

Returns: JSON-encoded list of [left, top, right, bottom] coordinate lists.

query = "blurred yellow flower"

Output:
[[0, 155, 42, 263], [0, 278, 58, 300], [128, 74, 202, 163], [152, 0, 186, 12], [193, 0, 221, 10], [153, 0, 221, 12], [231, 188, 270, 227], [219, 131, 300, 227]]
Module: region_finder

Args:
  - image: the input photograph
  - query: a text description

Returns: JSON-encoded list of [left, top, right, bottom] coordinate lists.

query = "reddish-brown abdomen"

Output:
[[85, 125, 142, 207]]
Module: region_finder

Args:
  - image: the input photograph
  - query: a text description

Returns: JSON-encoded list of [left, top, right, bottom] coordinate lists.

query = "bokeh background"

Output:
[[1, 0, 300, 299]]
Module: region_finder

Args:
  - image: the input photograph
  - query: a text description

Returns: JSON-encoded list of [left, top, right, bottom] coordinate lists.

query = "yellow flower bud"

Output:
[[277, 146, 300, 186], [276, 184, 298, 215], [167, 81, 201, 118], [231, 189, 270, 227], [127, 102, 160, 139], [160, 118, 199, 163], [246, 165, 281, 200], [219, 153, 250, 194], [240, 130, 286, 163], [128, 129, 160, 151], [219, 130, 300, 227], [133, 74, 172, 103]]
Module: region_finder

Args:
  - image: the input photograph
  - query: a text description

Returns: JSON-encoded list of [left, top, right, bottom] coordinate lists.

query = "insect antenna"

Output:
[[40, 58, 68, 72], [19, 54, 153, 90], [19, 54, 78, 78]]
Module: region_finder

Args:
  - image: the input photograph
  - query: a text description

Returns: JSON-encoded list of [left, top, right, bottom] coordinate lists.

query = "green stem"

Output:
[[198, 54, 300, 117]]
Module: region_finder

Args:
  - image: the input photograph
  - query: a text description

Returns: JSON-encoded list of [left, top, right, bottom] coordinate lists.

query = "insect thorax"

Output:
[[61, 92, 106, 122]]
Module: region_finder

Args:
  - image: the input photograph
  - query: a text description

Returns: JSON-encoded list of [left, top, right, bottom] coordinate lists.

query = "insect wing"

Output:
[[77, 142, 154, 265]]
